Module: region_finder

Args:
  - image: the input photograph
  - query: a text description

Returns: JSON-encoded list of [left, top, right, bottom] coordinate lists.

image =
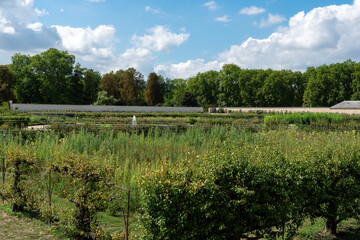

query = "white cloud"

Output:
[[88, 0, 105, 2], [53, 25, 116, 60], [239, 6, 266, 15], [218, 1, 360, 70], [60, 8, 64, 13], [145, 6, 167, 16], [0, 25, 15, 34], [155, 59, 222, 79], [52, 26, 155, 75], [0, 0, 59, 58], [113, 47, 155, 74], [204, 1, 218, 11], [132, 25, 190, 53], [259, 13, 286, 27], [27, 22, 43, 32], [0, 15, 15, 34], [34, 8, 49, 17], [155, 1, 360, 78], [215, 15, 231, 22], [0, 0, 35, 25]]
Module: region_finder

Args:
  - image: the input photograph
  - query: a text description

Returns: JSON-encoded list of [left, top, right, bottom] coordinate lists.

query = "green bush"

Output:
[[139, 130, 360, 239], [0, 115, 30, 128], [51, 153, 112, 239], [6, 147, 37, 212], [264, 112, 344, 126]]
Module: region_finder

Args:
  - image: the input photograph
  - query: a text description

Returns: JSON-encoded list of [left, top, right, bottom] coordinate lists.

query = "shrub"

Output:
[[139, 130, 360, 238], [6, 147, 37, 212], [51, 154, 112, 239], [264, 113, 344, 126]]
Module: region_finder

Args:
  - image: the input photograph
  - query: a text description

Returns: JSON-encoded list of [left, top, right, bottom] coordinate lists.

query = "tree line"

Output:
[[1, 48, 360, 107]]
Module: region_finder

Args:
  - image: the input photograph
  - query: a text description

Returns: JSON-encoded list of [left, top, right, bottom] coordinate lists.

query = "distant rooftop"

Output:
[[331, 101, 360, 109]]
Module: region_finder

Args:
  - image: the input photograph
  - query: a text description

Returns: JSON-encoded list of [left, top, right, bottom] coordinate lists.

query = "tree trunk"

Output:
[[326, 217, 337, 235]]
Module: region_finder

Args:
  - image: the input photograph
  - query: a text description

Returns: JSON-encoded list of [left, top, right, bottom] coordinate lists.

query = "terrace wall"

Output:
[[210, 107, 360, 115], [9, 102, 203, 113]]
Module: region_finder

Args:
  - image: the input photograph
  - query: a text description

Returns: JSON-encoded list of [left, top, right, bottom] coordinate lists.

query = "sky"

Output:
[[0, 0, 359, 79]]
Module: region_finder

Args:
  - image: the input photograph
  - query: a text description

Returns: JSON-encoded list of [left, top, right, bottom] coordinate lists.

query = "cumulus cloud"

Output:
[[0, 0, 118, 68], [0, 0, 59, 57], [155, 1, 360, 78], [215, 15, 231, 23], [0, 0, 35, 25], [0, 26, 59, 52], [219, 1, 360, 70], [0, 16, 15, 34], [258, 13, 286, 27], [132, 25, 190, 53], [111, 47, 155, 75], [53, 24, 116, 68], [27, 22, 43, 32], [204, 1, 218, 11], [34, 8, 49, 17], [155, 59, 222, 79], [239, 6, 266, 15]]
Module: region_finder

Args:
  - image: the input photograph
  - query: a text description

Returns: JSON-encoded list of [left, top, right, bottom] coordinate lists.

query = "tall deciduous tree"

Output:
[[30, 48, 75, 104], [145, 72, 165, 106], [9, 53, 42, 103], [118, 67, 145, 105], [83, 69, 101, 105], [163, 78, 188, 106], [261, 70, 298, 107], [99, 73, 119, 100], [68, 63, 85, 104], [218, 64, 241, 107], [0, 65, 16, 103], [187, 71, 220, 107]]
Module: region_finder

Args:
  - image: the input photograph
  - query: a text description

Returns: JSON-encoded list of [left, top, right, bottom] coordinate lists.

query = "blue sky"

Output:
[[0, 0, 358, 79]]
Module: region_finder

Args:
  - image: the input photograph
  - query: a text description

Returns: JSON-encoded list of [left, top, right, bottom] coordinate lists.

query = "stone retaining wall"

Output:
[[210, 107, 360, 115], [10, 102, 203, 113]]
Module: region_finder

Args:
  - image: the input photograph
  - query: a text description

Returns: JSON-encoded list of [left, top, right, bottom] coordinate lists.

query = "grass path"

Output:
[[0, 210, 58, 240]]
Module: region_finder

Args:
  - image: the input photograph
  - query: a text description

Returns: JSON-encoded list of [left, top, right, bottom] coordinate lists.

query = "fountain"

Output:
[[131, 115, 137, 129]]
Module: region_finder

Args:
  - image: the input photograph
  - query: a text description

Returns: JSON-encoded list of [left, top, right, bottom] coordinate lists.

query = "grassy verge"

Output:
[[295, 218, 360, 240], [0, 203, 60, 240]]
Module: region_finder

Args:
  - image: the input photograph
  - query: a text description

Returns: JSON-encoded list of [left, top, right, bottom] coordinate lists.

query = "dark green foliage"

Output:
[[99, 73, 120, 100], [163, 78, 187, 106], [94, 90, 117, 106], [303, 60, 356, 107], [261, 70, 297, 107], [0, 65, 16, 103], [179, 91, 197, 106], [9, 47, 360, 108], [31, 48, 75, 104], [118, 68, 146, 105], [9, 49, 100, 105], [187, 70, 220, 106], [83, 69, 101, 105], [68, 64, 85, 104], [145, 72, 165, 106], [218, 64, 242, 107]]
